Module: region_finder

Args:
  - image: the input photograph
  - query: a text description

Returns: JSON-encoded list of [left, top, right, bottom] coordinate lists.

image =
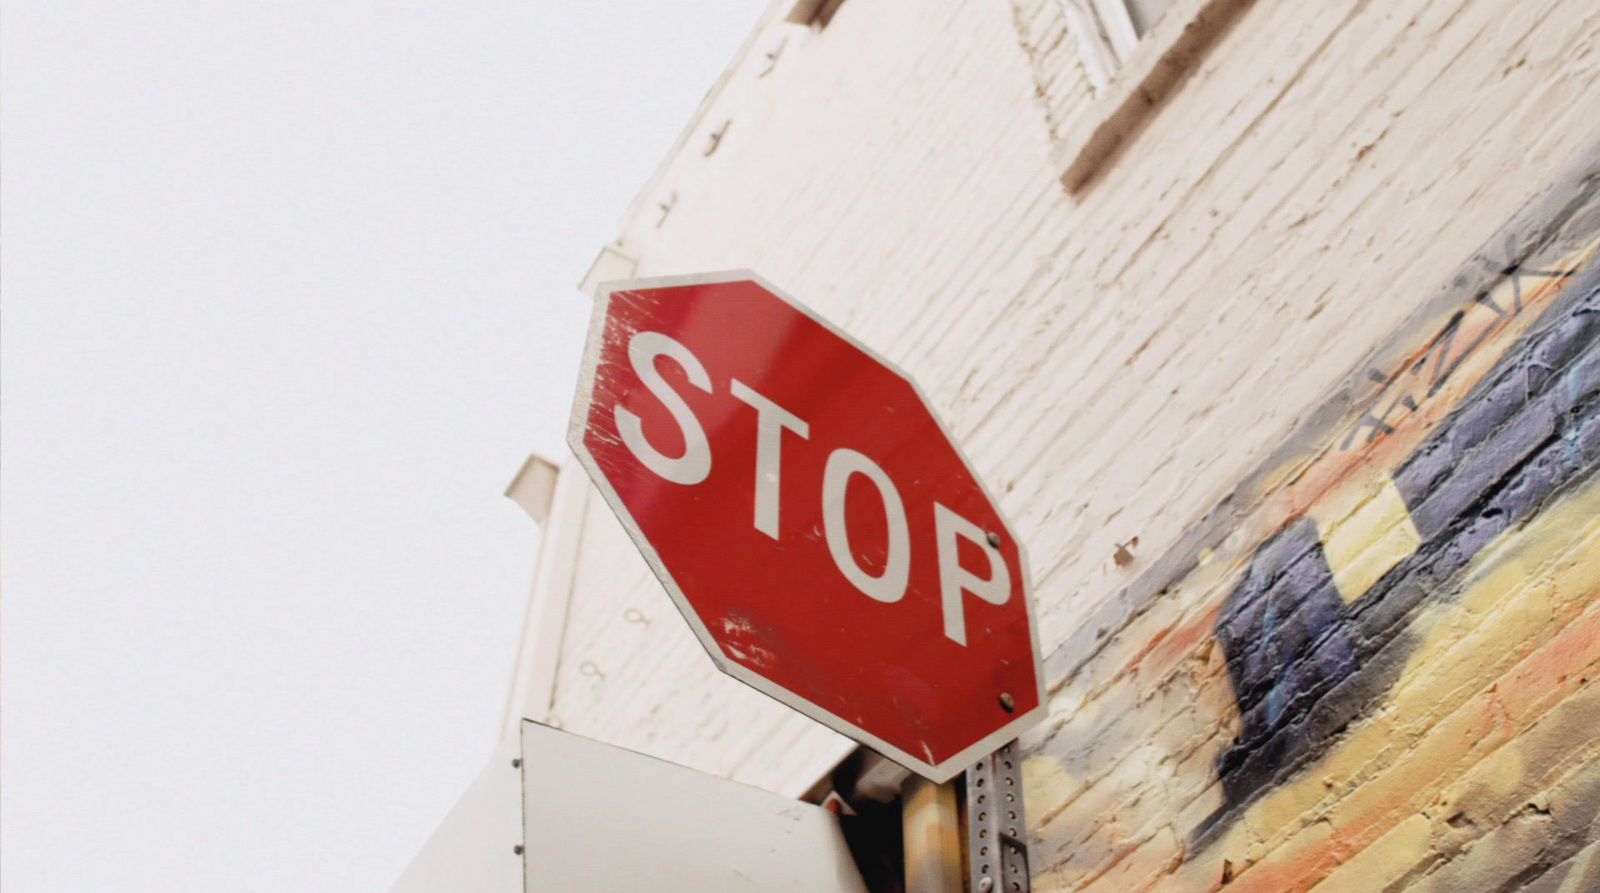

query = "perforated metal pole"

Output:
[[966, 741, 1030, 893], [902, 775, 963, 893]]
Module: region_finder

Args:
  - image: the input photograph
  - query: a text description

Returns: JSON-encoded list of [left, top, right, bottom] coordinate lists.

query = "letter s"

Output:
[[614, 331, 712, 484]]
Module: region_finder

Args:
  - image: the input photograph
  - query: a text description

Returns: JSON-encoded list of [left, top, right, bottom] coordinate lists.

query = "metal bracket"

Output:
[[965, 741, 1030, 893]]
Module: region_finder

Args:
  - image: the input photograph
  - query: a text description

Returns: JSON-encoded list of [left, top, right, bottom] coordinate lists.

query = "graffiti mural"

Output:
[[1022, 146, 1600, 893], [1213, 255, 1600, 827]]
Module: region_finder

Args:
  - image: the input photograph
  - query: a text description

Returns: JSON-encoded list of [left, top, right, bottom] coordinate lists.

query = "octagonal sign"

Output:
[[568, 271, 1044, 782]]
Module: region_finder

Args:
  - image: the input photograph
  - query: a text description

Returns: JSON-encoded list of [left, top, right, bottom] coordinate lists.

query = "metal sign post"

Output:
[[964, 742, 1030, 893]]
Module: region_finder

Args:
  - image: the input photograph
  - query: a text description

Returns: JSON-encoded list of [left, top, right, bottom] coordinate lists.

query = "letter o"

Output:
[[821, 449, 910, 603]]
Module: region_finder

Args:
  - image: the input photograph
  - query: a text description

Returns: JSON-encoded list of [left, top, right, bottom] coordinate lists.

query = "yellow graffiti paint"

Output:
[[1185, 472, 1600, 891], [1313, 474, 1423, 603]]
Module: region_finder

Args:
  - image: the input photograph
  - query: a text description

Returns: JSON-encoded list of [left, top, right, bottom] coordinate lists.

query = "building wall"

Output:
[[516, 0, 1600, 887], [1020, 172, 1600, 893]]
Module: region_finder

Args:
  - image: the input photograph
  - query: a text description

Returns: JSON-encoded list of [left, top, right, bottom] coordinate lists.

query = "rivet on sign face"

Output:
[[986, 531, 1002, 548], [511, 758, 521, 768], [999, 692, 1015, 713], [513, 845, 524, 856]]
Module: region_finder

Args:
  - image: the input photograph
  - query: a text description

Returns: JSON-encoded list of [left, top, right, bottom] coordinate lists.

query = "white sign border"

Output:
[[567, 269, 1047, 784]]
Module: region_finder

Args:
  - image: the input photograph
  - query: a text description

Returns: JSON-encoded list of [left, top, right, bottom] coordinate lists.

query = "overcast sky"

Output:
[[1, 2, 768, 890]]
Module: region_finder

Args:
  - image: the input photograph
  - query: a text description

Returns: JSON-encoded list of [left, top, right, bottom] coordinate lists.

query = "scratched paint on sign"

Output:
[[570, 273, 1044, 782]]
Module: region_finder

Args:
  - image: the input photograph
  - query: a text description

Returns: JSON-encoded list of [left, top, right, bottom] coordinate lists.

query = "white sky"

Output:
[[1, 2, 769, 890]]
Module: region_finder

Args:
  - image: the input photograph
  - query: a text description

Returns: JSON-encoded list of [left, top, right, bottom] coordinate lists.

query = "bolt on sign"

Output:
[[569, 272, 1044, 781]]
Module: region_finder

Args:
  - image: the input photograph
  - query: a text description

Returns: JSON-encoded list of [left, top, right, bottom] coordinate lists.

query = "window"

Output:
[[1045, 0, 1248, 190], [1119, 0, 1176, 39], [1062, 0, 1176, 91]]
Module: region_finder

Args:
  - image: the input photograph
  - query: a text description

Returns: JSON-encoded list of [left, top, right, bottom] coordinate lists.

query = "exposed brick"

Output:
[[1308, 813, 1433, 893], [1513, 836, 1600, 893], [1410, 755, 1600, 893]]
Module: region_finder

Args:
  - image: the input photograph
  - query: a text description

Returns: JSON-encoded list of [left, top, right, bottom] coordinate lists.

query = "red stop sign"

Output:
[[569, 272, 1043, 781]]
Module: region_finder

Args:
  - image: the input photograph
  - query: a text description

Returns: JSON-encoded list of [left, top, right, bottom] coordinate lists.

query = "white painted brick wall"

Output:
[[518, 0, 1600, 801]]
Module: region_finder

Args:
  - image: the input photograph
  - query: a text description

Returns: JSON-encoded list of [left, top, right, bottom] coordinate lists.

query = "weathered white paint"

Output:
[[503, 0, 1600, 802], [498, 453, 591, 742]]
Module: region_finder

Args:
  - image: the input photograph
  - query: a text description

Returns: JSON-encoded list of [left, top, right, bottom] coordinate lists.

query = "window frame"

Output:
[[1053, 0, 1253, 192]]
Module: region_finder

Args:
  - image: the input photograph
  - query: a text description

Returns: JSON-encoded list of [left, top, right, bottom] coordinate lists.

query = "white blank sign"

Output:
[[521, 721, 868, 892]]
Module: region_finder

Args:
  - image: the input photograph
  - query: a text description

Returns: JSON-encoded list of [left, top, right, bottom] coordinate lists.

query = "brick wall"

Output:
[[1020, 165, 1600, 892], [522, 0, 1600, 885]]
